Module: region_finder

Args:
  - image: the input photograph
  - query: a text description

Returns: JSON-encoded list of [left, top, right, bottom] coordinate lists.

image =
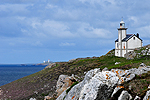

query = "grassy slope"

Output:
[[0, 49, 150, 100]]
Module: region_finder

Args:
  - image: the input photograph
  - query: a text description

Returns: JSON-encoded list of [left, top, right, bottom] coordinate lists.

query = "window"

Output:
[[117, 43, 118, 48], [120, 23, 125, 27], [133, 37, 135, 40]]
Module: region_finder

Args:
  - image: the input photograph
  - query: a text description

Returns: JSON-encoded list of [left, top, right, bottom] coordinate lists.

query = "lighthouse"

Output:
[[115, 19, 142, 57]]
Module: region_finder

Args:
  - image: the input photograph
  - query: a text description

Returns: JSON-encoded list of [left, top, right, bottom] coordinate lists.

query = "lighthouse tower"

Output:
[[117, 19, 128, 57]]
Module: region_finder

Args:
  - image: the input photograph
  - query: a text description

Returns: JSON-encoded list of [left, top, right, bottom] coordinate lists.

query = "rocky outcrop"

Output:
[[29, 98, 36, 100], [57, 63, 150, 100], [56, 75, 77, 97], [44, 63, 56, 69], [44, 96, 52, 100], [68, 59, 76, 63], [124, 51, 136, 59], [143, 90, 150, 100], [0, 88, 3, 96], [125, 44, 150, 59], [118, 90, 132, 100]]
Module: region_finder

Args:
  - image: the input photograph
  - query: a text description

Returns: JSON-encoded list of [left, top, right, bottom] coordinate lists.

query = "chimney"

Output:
[[136, 33, 139, 38]]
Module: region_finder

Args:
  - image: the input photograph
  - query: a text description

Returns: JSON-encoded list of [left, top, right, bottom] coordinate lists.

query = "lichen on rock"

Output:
[[57, 64, 150, 100]]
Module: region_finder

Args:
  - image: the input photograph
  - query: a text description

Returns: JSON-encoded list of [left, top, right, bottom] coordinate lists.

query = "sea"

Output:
[[0, 64, 47, 86]]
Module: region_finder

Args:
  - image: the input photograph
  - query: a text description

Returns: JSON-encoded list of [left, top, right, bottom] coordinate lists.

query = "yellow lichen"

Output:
[[117, 86, 124, 88], [127, 75, 130, 78], [106, 74, 109, 79]]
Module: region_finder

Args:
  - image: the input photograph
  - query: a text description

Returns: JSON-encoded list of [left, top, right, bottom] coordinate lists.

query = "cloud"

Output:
[[32, 19, 77, 38], [127, 16, 138, 27], [59, 42, 76, 46], [23, 19, 113, 39], [77, 23, 113, 39], [78, 0, 116, 6], [137, 25, 150, 38], [32, 41, 43, 46], [45, 4, 58, 9], [0, 4, 30, 15], [0, 0, 150, 63], [0, 0, 37, 4]]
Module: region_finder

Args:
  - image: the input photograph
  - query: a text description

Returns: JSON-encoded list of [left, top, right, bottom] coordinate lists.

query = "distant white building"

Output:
[[115, 20, 143, 57]]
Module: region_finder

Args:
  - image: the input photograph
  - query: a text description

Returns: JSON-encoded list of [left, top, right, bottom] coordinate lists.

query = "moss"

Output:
[[41, 92, 49, 96]]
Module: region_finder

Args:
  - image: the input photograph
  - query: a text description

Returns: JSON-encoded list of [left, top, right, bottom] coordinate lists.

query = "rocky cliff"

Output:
[[55, 45, 150, 100], [56, 63, 150, 100]]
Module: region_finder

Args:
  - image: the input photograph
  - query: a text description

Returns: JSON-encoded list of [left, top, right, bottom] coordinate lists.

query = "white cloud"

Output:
[[17, 16, 26, 20], [0, 4, 30, 13], [54, 8, 81, 21], [59, 42, 76, 46], [45, 4, 57, 9], [32, 41, 43, 46], [21, 29, 28, 33], [137, 25, 150, 38], [31, 21, 41, 29], [77, 22, 113, 38], [27, 19, 77, 38], [19, 17, 113, 39], [127, 16, 139, 27], [78, 0, 116, 5], [9, 42, 15, 46], [41, 20, 77, 38]]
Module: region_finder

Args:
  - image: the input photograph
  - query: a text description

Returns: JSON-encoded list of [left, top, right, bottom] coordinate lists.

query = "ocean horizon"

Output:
[[0, 64, 47, 86]]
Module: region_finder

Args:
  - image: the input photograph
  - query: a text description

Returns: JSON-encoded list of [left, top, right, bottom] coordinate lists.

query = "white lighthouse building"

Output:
[[115, 20, 143, 57]]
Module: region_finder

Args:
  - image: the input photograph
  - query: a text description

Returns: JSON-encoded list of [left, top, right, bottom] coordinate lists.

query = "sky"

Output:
[[0, 0, 150, 64]]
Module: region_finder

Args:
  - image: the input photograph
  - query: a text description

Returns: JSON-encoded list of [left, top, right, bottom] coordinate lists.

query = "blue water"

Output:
[[0, 64, 47, 86]]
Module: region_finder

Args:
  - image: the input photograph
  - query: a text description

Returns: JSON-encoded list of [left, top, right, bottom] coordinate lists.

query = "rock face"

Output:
[[56, 63, 150, 100], [44, 63, 56, 69], [124, 51, 136, 59], [56, 75, 77, 96], [0, 88, 3, 96], [124, 45, 150, 59], [143, 90, 150, 100], [118, 90, 132, 100], [44, 96, 51, 100], [29, 98, 36, 100]]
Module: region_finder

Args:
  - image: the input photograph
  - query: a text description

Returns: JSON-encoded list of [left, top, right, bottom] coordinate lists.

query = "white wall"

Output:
[[121, 42, 126, 57], [115, 50, 120, 56], [115, 42, 127, 57], [115, 42, 119, 56], [118, 30, 121, 43], [127, 36, 142, 50], [122, 30, 126, 40]]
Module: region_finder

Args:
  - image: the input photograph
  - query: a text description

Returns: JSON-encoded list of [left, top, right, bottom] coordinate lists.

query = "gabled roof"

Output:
[[115, 34, 142, 42], [115, 39, 118, 42], [122, 34, 133, 41]]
